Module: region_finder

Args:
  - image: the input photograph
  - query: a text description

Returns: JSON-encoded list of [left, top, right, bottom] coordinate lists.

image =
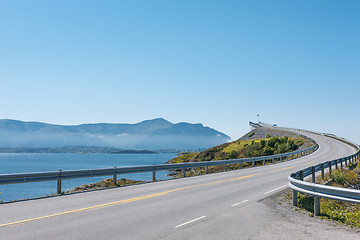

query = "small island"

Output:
[[110, 150, 158, 154]]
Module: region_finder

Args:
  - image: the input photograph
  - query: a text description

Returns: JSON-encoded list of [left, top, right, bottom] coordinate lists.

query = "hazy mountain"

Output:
[[0, 118, 231, 151]]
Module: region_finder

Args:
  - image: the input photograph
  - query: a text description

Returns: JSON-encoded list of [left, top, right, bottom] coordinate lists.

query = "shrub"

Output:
[[229, 150, 238, 159], [263, 146, 274, 155], [331, 170, 358, 187], [267, 137, 278, 148]]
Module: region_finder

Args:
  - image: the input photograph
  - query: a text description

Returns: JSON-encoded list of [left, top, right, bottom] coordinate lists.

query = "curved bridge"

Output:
[[0, 123, 357, 240]]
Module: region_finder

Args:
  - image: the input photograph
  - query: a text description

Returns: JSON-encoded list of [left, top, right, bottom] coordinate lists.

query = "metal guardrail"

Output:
[[0, 123, 317, 196], [285, 126, 360, 216]]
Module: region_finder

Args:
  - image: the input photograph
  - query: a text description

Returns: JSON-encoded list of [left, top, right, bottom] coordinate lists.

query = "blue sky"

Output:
[[0, 1, 359, 143]]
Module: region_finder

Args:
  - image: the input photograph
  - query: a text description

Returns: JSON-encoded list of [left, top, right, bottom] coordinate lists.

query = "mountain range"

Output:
[[0, 118, 231, 151]]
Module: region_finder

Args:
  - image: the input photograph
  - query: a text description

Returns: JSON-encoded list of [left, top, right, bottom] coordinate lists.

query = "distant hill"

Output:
[[0, 118, 231, 151]]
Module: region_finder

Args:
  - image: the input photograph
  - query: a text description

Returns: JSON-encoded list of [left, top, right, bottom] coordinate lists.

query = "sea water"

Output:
[[0, 153, 176, 202]]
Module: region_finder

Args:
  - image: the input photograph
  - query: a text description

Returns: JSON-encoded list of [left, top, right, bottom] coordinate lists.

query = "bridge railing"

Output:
[[0, 124, 317, 196]]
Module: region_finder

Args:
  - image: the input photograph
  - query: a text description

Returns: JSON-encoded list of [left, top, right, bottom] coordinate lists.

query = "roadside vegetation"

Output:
[[294, 162, 360, 228], [170, 135, 304, 164], [168, 135, 309, 177]]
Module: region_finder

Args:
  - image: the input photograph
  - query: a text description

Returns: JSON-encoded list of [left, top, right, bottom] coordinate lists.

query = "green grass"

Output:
[[297, 194, 360, 228], [169, 135, 304, 164], [167, 135, 310, 178], [295, 162, 360, 228], [171, 152, 198, 163]]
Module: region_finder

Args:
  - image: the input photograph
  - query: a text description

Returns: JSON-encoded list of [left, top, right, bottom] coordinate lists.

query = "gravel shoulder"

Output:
[[259, 189, 360, 239]]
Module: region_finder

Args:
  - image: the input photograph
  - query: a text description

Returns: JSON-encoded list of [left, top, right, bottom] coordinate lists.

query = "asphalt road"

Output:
[[0, 131, 357, 240]]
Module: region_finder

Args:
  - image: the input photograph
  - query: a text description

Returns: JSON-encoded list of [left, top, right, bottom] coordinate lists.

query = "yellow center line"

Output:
[[271, 166, 295, 172], [304, 161, 315, 164], [0, 173, 261, 228]]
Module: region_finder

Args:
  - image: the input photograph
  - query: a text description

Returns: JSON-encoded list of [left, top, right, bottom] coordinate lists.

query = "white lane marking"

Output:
[[231, 199, 249, 207], [264, 185, 287, 195], [175, 216, 206, 228]]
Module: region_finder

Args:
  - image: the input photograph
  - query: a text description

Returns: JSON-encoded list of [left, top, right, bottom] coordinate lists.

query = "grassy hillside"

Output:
[[168, 134, 308, 164]]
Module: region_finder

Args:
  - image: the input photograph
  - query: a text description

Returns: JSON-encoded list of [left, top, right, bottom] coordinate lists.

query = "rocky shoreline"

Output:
[[64, 178, 146, 194]]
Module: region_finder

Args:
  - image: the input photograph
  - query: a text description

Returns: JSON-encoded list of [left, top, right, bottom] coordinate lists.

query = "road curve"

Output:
[[0, 131, 357, 240]]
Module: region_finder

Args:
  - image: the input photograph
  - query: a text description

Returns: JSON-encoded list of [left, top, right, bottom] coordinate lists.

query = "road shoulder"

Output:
[[260, 190, 360, 240]]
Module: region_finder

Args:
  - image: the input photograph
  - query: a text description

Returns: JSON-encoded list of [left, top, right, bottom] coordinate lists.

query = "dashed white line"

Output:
[[231, 199, 249, 207], [175, 216, 206, 228], [264, 185, 287, 195]]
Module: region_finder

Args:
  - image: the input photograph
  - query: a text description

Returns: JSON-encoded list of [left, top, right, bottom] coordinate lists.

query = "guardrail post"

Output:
[[263, 159, 265, 165], [152, 165, 156, 181], [335, 159, 338, 170], [311, 166, 315, 183], [328, 161, 332, 175], [314, 196, 321, 216], [224, 164, 227, 171], [113, 166, 117, 185], [183, 168, 186, 178], [292, 189, 298, 206], [321, 164, 324, 179], [240, 161, 242, 169], [345, 157, 348, 166], [206, 166, 209, 174], [272, 158, 274, 163], [252, 160, 255, 167], [300, 170, 304, 181], [57, 170, 62, 194], [340, 158, 343, 169]]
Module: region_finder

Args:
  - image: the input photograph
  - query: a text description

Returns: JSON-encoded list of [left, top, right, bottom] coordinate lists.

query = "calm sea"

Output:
[[0, 153, 176, 202]]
